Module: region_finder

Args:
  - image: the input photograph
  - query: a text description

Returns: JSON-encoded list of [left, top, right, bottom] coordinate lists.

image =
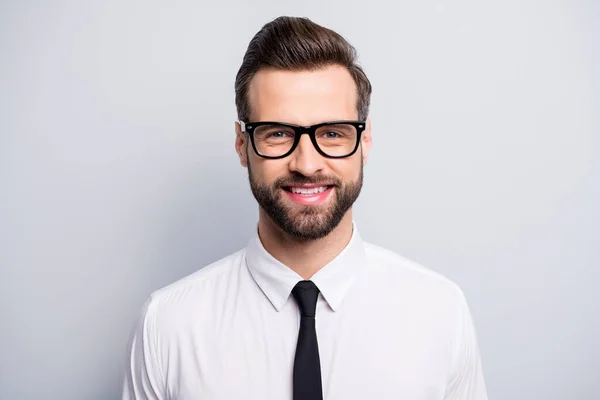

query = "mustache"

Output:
[[274, 173, 340, 188]]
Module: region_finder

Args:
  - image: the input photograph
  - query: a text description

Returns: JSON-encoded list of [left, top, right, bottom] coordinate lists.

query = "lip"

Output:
[[281, 186, 333, 205], [285, 183, 333, 189]]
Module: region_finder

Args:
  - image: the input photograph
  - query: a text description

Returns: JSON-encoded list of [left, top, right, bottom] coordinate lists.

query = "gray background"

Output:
[[1, 0, 598, 399]]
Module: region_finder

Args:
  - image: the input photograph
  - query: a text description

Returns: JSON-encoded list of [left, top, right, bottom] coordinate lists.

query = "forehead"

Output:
[[247, 65, 358, 125]]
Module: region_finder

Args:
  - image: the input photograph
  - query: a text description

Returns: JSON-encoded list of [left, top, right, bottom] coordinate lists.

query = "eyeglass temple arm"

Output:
[[236, 120, 246, 132]]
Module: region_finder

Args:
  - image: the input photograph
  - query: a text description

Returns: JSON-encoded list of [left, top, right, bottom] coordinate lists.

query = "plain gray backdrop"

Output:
[[1, 0, 598, 399]]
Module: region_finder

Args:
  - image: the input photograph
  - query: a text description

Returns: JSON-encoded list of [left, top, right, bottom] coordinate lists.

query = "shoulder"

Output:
[[152, 249, 245, 300], [363, 241, 466, 304], [140, 249, 247, 333]]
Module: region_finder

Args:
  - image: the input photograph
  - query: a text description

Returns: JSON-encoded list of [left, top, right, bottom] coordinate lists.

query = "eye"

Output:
[[322, 131, 341, 139], [267, 131, 292, 138]]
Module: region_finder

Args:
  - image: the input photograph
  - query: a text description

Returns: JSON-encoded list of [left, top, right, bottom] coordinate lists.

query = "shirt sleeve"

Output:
[[444, 290, 488, 400], [122, 297, 166, 400]]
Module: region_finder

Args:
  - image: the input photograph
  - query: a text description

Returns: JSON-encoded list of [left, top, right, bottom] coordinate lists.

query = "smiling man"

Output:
[[123, 16, 487, 400]]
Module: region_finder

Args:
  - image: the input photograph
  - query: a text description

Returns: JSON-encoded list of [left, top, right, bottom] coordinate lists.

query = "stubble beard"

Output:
[[247, 153, 363, 242]]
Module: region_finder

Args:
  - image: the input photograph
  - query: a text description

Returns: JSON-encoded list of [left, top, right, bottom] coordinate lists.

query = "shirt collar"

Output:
[[245, 222, 367, 312]]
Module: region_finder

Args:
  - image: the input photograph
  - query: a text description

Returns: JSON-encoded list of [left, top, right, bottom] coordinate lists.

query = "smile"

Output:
[[282, 185, 334, 205]]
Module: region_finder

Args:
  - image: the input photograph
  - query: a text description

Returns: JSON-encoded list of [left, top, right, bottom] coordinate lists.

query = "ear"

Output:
[[361, 117, 373, 166], [235, 121, 248, 168]]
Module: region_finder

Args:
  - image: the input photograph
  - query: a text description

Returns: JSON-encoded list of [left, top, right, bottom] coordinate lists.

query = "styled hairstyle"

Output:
[[234, 16, 372, 122]]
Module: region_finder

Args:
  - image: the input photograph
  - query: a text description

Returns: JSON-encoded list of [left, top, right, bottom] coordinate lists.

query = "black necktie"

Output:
[[291, 280, 323, 400]]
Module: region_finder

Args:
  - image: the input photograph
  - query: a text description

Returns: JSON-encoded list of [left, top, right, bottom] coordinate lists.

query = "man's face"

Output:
[[235, 65, 372, 241]]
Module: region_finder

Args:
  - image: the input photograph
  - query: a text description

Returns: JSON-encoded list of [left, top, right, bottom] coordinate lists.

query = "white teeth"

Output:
[[290, 186, 328, 195]]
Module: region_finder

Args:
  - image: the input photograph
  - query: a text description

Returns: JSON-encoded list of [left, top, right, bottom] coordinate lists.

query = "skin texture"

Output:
[[235, 65, 372, 279]]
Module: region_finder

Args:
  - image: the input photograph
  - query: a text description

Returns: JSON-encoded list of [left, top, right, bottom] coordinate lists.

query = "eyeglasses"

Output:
[[238, 120, 366, 159]]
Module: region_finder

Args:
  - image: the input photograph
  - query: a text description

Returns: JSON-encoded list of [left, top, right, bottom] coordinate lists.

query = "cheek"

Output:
[[249, 157, 288, 183], [329, 157, 362, 181]]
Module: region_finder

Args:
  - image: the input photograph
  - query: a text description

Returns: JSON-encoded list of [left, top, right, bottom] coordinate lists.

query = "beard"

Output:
[[247, 153, 363, 242]]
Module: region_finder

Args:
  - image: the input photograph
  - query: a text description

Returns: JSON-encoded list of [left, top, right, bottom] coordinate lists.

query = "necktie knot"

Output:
[[292, 280, 320, 318]]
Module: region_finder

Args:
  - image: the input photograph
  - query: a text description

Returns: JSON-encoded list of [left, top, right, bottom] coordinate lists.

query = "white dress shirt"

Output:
[[123, 224, 487, 400]]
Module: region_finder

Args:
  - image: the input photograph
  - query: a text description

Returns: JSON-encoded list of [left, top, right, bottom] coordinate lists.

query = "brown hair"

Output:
[[234, 16, 372, 121]]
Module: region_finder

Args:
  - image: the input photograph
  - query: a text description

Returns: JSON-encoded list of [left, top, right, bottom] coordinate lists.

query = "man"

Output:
[[123, 16, 487, 400]]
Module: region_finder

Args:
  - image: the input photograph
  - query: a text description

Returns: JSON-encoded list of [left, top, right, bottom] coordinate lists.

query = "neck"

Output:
[[257, 210, 354, 280]]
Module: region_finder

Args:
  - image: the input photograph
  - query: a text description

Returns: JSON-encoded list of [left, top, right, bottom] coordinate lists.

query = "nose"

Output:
[[287, 134, 325, 176]]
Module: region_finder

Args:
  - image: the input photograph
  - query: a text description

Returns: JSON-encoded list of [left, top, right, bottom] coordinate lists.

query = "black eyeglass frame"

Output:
[[238, 120, 367, 159]]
